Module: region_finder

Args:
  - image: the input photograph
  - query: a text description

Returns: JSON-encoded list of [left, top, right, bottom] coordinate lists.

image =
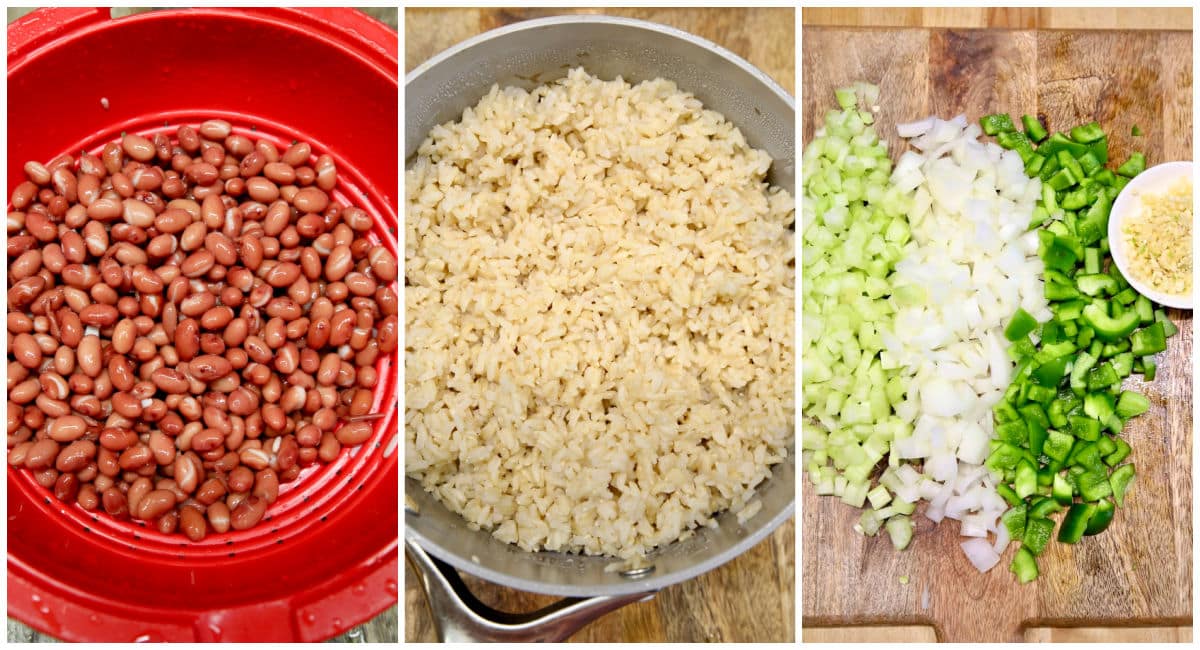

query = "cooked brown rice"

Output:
[[405, 67, 794, 558]]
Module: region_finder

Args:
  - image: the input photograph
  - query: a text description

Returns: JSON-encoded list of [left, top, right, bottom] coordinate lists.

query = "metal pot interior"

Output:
[[404, 15, 795, 597]]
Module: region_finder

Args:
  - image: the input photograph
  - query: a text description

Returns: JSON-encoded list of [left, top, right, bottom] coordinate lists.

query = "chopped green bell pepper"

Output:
[[1077, 470, 1113, 502], [1103, 438, 1131, 467], [1084, 499, 1115, 535], [1069, 122, 1106, 144], [1117, 151, 1146, 177], [1052, 473, 1074, 506], [1081, 304, 1140, 342], [1110, 464, 1136, 507], [1068, 414, 1102, 441], [1015, 459, 1038, 499], [1115, 391, 1150, 418], [1075, 273, 1117, 297], [1022, 516, 1056, 555], [1130, 321, 1166, 356], [981, 113, 1016, 136], [1057, 503, 1096, 544], [1005, 308, 1039, 342], [1022, 114, 1048, 142], [1043, 430, 1074, 463]]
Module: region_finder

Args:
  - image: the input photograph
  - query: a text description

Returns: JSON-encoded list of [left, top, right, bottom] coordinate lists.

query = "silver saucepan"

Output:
[[404, 15, 795, 642]]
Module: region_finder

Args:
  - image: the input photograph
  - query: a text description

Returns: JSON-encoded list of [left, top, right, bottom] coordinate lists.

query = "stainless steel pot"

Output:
[[405, 14, 795, 642]]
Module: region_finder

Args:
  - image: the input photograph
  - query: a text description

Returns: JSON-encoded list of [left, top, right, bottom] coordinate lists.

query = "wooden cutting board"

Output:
[[802, 26, 1193, 642]]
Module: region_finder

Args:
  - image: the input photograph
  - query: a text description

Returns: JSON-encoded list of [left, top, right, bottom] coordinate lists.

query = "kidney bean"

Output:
[[55, 439, 97, 473], [148, 367, 187, 394], [230, 495, 267, 530], [317, 433, 341, 463], [77, 483, 100, 510], [148, 431, 175, 465], [199, 119, 232, 140], [252, 469, 280, 503], [119, 444, 154, 470], [133, 489, 176, 521], [312, 154, 337, 191], [378, 315, 398, 353], [180, 506, 207, 541], [24, 439, 59, 470], [12, 333, 43, 369], [207, 501, 231, 533], [52, 472, 79, 502], [125, 476, 152, 516], [101, 487, 129, 519], [335, 421, 373, 446], [47, 414, 88, 442], [98, 427, 136, 451], [239, 447, 271, 471], [190, 428, 225, 453], [195, 477, 227, 506], [154, 510, 179, 535], [368, 246, 398, 282], [174, 455, 200, 495], [79, 303, 119, 327], [245, 176, 279, 203], [121, 133, 156, 162], [290, 186, 327, 214], [188, 354, 232, 382]]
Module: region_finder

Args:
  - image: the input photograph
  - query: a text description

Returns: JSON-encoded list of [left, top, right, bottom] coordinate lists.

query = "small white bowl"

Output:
[[1107, 160, 1194, 310]]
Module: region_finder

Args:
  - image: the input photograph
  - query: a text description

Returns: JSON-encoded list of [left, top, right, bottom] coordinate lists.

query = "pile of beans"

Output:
[[7, 120, 398, 541]]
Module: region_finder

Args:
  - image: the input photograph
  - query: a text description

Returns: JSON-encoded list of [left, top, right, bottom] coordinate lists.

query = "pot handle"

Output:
[[405, 537, 655, 642]]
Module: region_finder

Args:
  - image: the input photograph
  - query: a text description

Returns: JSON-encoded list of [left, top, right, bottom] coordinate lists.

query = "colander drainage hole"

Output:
[[228, 552, 236, 558], [226, 540, 233, 546], [320, 516, 327, 522], [43, 497, 50, 505]]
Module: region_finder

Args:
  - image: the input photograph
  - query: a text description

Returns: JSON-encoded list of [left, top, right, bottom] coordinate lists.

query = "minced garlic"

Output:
[[1121, 178, 1192, 297]]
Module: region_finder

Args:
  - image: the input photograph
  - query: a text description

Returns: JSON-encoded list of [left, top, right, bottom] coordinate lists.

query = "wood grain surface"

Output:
[[802, 23, 1193, 642], [404, 7, 795, 643], [802, 7, 1193, 31]]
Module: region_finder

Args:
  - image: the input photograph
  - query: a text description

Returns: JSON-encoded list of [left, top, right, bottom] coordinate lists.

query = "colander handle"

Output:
[[8, 8, 112, 59], [405, 537, 654, 642]]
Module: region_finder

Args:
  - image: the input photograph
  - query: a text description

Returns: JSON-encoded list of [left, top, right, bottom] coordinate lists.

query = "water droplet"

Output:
[[384, 579, 397, 595], [38, 605, 51, 615], [353, 583, 366, 595], [303, 612, 317, 624], [30, 594, 41, 604], [332, 617, 343, 629]]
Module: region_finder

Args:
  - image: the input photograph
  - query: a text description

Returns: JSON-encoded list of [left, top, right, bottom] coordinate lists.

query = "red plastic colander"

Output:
[[7, 8, 398, 642]]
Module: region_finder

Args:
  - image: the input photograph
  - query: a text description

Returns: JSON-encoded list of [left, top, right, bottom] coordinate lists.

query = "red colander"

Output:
[[7, 8, 398, 642]]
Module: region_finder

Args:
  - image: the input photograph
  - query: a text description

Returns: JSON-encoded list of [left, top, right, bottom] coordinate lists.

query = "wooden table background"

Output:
[[802, 7, 1192, 643], [4, 7, 399, 644], [404, 7, 795, 643]]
